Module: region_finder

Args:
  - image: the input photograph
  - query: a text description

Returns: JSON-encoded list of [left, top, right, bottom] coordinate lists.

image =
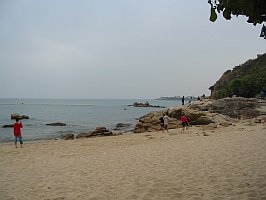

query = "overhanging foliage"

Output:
[[208, 0, 266, 39]]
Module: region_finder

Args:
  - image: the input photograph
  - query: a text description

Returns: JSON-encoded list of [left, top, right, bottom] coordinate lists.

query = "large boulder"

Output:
[[191, 116, 214, 125], [134, 110, 180, 133]]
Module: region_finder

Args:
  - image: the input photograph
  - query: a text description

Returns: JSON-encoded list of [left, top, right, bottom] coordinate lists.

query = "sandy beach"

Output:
[[0, 121, 266, 200]]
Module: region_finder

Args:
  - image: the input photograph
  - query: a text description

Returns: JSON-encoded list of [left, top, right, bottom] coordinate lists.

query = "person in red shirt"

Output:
[[13, 118, 23, 148], [181, 113, 189, 133]]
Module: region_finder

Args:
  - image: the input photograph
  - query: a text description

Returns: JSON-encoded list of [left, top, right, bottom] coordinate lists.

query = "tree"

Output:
[[208, 0, 266, 39]]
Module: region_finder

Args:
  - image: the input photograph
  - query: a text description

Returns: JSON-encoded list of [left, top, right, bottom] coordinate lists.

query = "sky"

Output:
[[0, 0, 265, 99]]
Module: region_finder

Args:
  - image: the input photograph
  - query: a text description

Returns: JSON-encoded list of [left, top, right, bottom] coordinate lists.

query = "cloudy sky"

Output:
[[0, 0, 265, 99]]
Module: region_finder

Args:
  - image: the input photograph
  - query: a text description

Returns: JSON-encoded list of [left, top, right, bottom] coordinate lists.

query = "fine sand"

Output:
[[0, 121, 266, 200]]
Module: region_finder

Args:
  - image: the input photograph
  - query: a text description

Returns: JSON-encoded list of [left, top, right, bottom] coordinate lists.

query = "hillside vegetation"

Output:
[[210, 53, 266, 99]]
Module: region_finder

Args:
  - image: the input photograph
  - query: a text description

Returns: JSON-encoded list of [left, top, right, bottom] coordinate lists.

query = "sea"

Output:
[[0, 98, 181, 142]]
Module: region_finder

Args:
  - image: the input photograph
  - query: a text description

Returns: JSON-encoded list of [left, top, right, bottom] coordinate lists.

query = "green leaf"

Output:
[[210, 7, 217, 22]]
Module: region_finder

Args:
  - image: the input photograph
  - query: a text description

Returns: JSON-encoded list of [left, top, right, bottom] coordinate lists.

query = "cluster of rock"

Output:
[[61, 126, 122, 140], [134, 97, 265, 133], [188, 97, 262, 119], [129, 101, 165, 108], [11, 114, 29, 120]]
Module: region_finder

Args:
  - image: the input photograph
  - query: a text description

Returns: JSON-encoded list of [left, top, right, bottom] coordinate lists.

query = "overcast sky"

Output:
[[0, 0, 265, 99]]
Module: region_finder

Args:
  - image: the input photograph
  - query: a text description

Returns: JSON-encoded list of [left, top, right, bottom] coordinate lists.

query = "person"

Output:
[[181, 113, 189, 133], [181, 96, 185, 105], [197, 96, 200, 101], [163, 114, 169, 133], [260, 90, 265, 99], [159, 116, 164, 132], [13, 118, 23, 148], [189, 97, 192, 103]]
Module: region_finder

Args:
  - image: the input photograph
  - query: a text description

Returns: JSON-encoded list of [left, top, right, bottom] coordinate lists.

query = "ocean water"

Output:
[[0, 98, 181, 142]]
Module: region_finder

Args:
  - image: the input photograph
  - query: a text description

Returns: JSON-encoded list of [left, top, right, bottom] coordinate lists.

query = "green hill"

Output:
[[209, 53, 266, 99]]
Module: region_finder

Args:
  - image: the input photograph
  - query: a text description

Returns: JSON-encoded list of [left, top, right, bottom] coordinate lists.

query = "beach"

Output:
[[0, 121, 266, 200]]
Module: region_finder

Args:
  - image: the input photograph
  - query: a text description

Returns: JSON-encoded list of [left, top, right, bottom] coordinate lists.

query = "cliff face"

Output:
[[210, 53, 266, 99]]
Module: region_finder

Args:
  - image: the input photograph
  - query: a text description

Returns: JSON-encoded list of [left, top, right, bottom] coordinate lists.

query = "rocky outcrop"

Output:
[[11, 114, 29, 120], [129, 101, 165, 108], [46, 122, 66, 126], [133, 99, 242, 133], [133, 106, 219, 133], [208, 97, 260, 119]]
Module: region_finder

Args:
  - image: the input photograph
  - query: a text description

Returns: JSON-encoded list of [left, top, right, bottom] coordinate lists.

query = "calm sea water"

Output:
[[0, 98, 180, 142]]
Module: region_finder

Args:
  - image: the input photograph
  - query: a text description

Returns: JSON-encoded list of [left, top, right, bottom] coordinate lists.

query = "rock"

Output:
[[130, 101, 165, 108], [133, 110, 180, 133], [11, 114, 29, 120], [76, 127, 114, 138], [134, 122, 146, 133], [46, 122, 66, 126], [116, 123, 131, 128], [144, 101, 150, 106], [76, 132, 94, 138], [192, 116, 214, 125], [209, 97, 259, 118], [2, 124, 13, 128], [61, 134, 74, 140], [203, 132, 210, 136], [94, 126, 108, 133]]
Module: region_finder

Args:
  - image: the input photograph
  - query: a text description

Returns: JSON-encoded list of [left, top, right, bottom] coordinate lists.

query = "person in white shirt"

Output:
[[163, 114, 169, 133]]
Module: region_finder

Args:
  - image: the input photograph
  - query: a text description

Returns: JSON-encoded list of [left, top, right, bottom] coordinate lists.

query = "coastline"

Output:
[[1, 120, 266, 200]]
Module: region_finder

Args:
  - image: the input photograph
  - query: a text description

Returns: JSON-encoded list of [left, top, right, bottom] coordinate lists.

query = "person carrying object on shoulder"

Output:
[[13, 118, 23, 148]]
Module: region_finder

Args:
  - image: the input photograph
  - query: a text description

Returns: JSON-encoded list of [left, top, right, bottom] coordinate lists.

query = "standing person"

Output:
[[181, 113, 189, 133], [13, 118, 23, 148], [163, 114, 169, 133], [159, 115, 164, 132], [189, 97, 192, 103], [181, 96, 185, 105]]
